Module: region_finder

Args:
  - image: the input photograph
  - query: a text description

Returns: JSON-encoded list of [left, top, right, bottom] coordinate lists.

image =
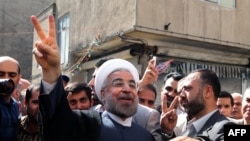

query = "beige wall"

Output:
[[48, 0, 250, 93], [136, 0, 250, 48], [56, 0, 137, 51]]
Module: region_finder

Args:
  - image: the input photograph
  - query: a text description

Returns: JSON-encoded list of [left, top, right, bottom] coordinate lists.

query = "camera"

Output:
[[0, 79, 15, 95]]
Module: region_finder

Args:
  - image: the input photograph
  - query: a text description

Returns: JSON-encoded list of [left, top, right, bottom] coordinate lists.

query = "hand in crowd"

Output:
[[139, 58, 158, 88], [30, 15, 61, 83], [160, 93, 179, 135]]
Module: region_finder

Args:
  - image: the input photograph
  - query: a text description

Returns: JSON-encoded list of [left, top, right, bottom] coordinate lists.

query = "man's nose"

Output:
[[76, 102, 82, 109]]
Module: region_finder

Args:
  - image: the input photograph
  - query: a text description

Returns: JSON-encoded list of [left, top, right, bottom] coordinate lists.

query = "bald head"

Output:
[[0, 56, 20, 74], [0, 56, 21, 88]]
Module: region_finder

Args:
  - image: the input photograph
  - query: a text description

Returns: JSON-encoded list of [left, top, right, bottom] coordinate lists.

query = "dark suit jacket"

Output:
[[196, 110, 236, 141], [39, 76, 101, 141], [164, 110, 237, 141], [99, 111, 155, 141]]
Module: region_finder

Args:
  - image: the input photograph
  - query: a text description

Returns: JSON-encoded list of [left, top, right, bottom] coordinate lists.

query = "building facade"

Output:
[[0, 0, 53, 80], [32, 0, 250, 104]]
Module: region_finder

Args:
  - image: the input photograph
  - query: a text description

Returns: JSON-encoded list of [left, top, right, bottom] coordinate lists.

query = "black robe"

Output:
[[39, 76, 101, 141]]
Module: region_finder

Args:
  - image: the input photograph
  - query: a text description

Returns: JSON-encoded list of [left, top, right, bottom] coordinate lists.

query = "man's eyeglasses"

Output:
[[110, 79, 137, 89]]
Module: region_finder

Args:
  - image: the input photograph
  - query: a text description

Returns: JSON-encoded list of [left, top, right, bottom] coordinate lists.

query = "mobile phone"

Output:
[[152, 56, 157, 66]]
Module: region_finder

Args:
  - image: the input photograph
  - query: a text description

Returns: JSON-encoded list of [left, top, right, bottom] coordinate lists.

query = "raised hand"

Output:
[[139, 58, 159, 89], [160, 93, 178, 135], [31, 15, 61, 83]]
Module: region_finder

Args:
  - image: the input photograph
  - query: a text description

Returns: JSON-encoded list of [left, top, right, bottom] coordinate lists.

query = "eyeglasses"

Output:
[[110, 79, 137, 89], [165, 86, 178, 94]]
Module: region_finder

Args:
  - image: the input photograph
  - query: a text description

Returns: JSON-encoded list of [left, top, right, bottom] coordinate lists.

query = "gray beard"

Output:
[[105, 95, 138, 119]]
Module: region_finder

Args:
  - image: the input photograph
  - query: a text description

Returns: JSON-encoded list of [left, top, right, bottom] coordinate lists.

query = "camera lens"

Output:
[[0, 79, 15, 95]]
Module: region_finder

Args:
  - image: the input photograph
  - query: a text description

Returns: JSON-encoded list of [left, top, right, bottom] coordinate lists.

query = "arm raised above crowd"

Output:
[[139, 58, 158, 89], [30, 15, 61, 84]]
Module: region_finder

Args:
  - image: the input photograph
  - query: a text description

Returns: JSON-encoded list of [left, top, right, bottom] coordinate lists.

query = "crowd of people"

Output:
[[0, 14, 250, 141]]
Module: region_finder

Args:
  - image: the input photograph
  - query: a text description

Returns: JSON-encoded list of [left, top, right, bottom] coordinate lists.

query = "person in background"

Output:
[[19, 90, 27, 116], [138, 83, 157, 109], [240, 88, 250, 125], [12, 78, 31, 102], [12, 78, 31, 117], [0, 56, 21, 141], [160, 69, 236, 141], [88, 58, 112, 107], [216, 90, 234, 117], [62, 74, 70, 87], [162, 72, 184, 108], [65, 82, 93, 110], [231, 92, 243, 119], [17, 84, 41, 141], [160, 71, 186, 136]]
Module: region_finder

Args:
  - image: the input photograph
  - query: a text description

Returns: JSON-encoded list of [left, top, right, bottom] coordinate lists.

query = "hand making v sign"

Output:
[[30, 15, 61, 84], [160, 92, 179, 136]]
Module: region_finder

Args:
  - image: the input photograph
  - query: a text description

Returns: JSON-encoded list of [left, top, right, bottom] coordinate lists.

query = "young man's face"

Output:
[[67, 91, 92, 110], [217, 97, 233, 117], [138, 87, 155, 109]]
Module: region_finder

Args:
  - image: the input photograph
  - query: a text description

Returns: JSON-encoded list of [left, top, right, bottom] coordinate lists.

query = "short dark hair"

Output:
[[95, 58, 113, 68], [65, 82, 92, 101], [193, 69, 221, 99], [25, 83, 40, 102], [139, 83, 157, 100], [62, 75, 70, 83], [164, 72, 184, 83], [218, 91, 234, 106]]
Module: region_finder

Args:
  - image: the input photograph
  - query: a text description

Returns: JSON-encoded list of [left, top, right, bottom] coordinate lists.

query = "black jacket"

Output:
[[39, 76, 101, 141]]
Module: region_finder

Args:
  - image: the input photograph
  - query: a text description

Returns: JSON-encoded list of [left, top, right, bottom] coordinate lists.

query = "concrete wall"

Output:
[[56, 0, 136, 52], [136, 0, 250, 48], [0, 0, 53, 80]]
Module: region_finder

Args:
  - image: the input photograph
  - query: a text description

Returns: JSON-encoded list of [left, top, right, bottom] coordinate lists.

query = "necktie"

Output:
[[182, 124, 197, 137], [187, 124, 197, 137]]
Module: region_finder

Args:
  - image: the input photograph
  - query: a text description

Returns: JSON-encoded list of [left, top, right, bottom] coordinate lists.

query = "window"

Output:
[[205, 0, 236, 8], [57, 13, 70, 66]]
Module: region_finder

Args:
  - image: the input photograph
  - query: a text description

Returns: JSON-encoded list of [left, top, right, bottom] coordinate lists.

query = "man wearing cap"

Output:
[[31, 15, 155, 141]]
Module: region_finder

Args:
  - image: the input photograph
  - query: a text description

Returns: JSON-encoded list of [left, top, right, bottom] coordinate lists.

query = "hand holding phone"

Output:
[[152, 56, 157, 66]]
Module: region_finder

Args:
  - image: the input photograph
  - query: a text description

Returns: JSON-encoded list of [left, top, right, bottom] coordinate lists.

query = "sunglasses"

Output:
[[165, 86, 178, 94]]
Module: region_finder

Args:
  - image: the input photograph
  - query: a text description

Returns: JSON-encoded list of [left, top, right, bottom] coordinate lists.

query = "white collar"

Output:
[[106, 111, 133, 127]]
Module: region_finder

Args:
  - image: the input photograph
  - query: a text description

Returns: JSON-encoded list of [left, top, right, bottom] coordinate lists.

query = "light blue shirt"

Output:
[[188, 109, 217, 133]]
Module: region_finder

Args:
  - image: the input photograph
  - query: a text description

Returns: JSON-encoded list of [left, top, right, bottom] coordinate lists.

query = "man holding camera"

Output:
[[0, 56, 21, 141]]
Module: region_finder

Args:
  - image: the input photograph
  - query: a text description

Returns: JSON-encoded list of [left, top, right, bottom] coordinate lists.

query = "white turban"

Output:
[[94, 58, 139, 101]]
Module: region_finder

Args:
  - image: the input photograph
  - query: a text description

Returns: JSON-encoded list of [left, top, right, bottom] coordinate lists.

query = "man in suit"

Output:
[[31, 14, 155, 141], [160, 69, 236, 141]]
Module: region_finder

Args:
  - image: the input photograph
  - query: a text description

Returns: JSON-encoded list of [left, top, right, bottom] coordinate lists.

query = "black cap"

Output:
[[62, 75, 70, 83]]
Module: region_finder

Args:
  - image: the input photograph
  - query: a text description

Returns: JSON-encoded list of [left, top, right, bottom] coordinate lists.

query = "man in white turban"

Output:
[[89, 58, 162, 141], [94, 58, 155, 141]]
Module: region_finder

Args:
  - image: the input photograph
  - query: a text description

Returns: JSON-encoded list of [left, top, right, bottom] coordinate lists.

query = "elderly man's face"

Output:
[[101, 70, 138, 119]]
